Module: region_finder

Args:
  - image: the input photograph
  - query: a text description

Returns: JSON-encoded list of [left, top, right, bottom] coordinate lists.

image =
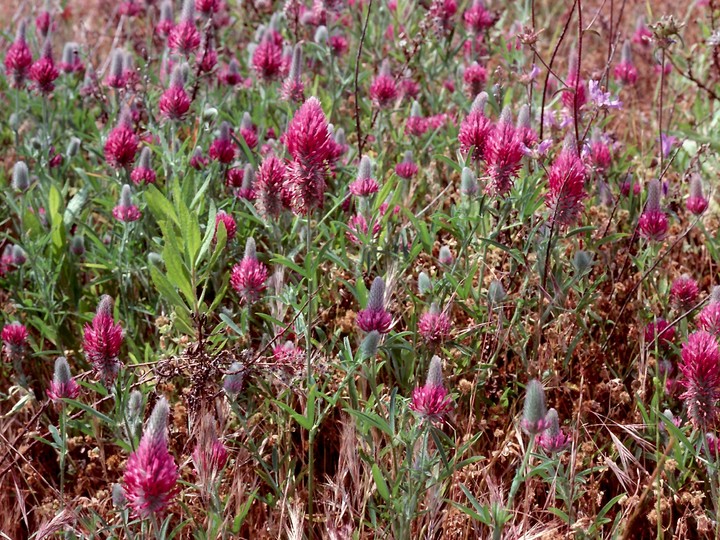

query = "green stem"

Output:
[[59, 404, 67, 506]]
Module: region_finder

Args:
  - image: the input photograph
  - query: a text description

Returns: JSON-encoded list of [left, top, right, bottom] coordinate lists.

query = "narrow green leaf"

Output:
[[372, 464, 391, 502]]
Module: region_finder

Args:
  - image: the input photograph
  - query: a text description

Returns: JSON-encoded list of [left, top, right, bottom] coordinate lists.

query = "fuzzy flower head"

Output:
[[485, 108, 524, 196], [545, 141, 587, 228], [458, 93, 493, 162], [395, 151, 418, 180], [460, 167, 479, 197], [113, 185, 142, 222], [272, 341, 304, 372], [679, 331, 720, 431], [409, 355, 453, 422], [2, 322, 29, 363], [463, 0, 495, 33], [46, 356, 80, 403], [463, 62, 487, 98], [283, 97, 333, 215], [638, 180, 668, 241], [192, 414, 228, 489], [130, 147, 156, 185], [235, 164, 256, 201], [59, 42, 84, 74], [156, 1, 174, 36], [699, 290, 720, 336], [418, 303, 451, 344], [255, 154, 287, 219], [349, 156, 379, 197], [12, 161, 30, 191], [214, 210, 237, 242], [159, 65, 191, 121], [29, 37, 59, 94], [405, 101, 429, 136], [168, 0, 200, 56], [536, 408, 570, 453], [521, 379, 548, 435], [370, 62, 398, 108], [671, 274, 699, 311], [123, 397, 179, 519], [84, 295, 124, 384], [356, 277, 392, 334], [230, 238, 269, 304], [252, 32, 284, 81], [105, 109, 139, 169], [687, 174, 709, 216], [5, 21, 33, 88], [644, 319, 676, 348], [209, 122, 237, 164], [281, 43, 305, 102], [614, 42, 638, 85]]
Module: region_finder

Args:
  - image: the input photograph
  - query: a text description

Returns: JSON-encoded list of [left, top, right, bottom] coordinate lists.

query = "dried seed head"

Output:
[[418, 272, 432, 295], [244, 237, 257, 260], [426, 355, 444, 387], [646, 179, 662, 212], [12, 161, 30, 191], [357, 156, 373, 180], [367, 277, 386, 311]]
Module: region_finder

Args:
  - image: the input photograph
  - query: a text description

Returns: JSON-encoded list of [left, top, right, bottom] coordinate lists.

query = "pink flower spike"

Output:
[[5, 21, 33, 88], [395, 151, 419, 179], [544, 140, 587, 228], [410, 356, 453, 422], [356, 277, 392, 334], [29, 37, 59, 94], [418, 303, 451, 344], [105, 108, 139, 169], [113, 185, 142, 223], [209, 122, 237, 164], [159, 66, 191, 121], [638, 180, 668, 241], [230, 238, 268, 304], [687, 174, 709, 216], [670, 274, 699, 311], [46, 356, 80, 403], [123, 397, 179, 518], [536, 408, 570, 453], [168, 0, 200, 56], [485, 108, 524, 196], [679, 331, 720, 431], [2, 322, 29, 362], [84, 295, 124, 384], [214, 210, 237, 241], [349, 156, 379, 197]]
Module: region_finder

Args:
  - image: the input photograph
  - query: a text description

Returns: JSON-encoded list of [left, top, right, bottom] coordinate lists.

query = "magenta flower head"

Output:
[[671, 274, 699, 311], [349, 156, 379, 198], [521, 379, 548, 435], [5, 20, 33, 88], [561, 55, 587, 111], [545, 138, 587, 228], [215, 210, 237, 241], [645, 318, 676, 348], [410, 355, 453, 423], [123, 397, 179, 519], [405, 101, 429, 136], [536, 408, 570, 453], [235, 164, 256, 201], [159, 65, 191, 121], [209, 122, 237, 164], [463, 62, 487, 98], [190, 147, 209, 169], [272, 341, 304, 372], [59, 42, 84, 74], [463, 0, 495, 33], [192, 414, 228, 490], [255, 154, 287, 219], [29, 36, 59, 94], [84, 295, 124, 384], [239, 112, 258, 150], [698, 287, 720, 336], [46, 356, 80, 403], [418, 303, 451, 344], [130, 147, 156, 186], [2, 322, 29, 363], [369, 61, 398, 108], [252, 30, 284, 81], [105, 108, 139, 169], [686, 174, 709, 216], [104, 49, 126, 89], [679, 331, 720, 431], [230, 237, 269, 304], [284, 96, 333, 215], [168, 0, 201, 56], [113, 184, 142, 223], [281, 43, 305, 103], [459, 93, 493, 162], [638, 180, 668, 241], [485, 107, 524, 196], [395, 151, 418, 180], [156, 1, 174, 36], [633, 16, 653, 47], [614, 41, 638, 86], [357, 277, 392, 334]]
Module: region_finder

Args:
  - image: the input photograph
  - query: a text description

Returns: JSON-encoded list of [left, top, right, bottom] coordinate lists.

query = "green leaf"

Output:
[[145, 184, 179, 226], [64, 398, 116, 426], [274, 401, 313, 431], [344, 409, 393, 437], [372, 463, 391, 502], [219, 312, 244, 336], [162, 228, 194, 305], [63, 187, 89, 228]]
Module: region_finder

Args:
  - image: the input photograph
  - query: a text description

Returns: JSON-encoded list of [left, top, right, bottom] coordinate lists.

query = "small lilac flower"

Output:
[[46, 356, 80, 403], [660, 134, 677, 159], [409, 355, 453, 423], [588, 80, 622, 110], [123, 397, 179, 518], [356, 277, 392, 334]]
